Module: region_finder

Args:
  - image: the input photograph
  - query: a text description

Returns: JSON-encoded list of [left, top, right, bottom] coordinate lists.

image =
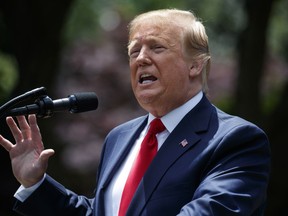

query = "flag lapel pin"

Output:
[[179, 139, 188, 147]]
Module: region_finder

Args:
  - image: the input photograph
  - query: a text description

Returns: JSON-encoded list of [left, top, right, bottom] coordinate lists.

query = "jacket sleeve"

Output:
[[13, 175, 94, 216]]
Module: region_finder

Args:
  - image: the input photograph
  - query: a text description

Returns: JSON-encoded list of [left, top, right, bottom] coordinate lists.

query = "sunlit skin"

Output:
[[129, 22, 203, 117], [0, 115, 54, 187]]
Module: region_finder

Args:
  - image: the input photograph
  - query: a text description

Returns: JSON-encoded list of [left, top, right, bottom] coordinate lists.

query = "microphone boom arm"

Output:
[[0, 87, 47, 119]]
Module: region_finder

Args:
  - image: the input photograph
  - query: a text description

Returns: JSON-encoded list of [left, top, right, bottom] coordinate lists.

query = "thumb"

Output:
[[38, 149, 55, 166]]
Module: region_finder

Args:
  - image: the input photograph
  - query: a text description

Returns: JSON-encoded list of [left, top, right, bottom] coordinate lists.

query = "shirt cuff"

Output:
[[14, 174, 46, 202]]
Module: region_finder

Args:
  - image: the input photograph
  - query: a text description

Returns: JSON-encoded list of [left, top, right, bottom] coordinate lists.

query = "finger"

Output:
[[28, 115, 42, 143], [16, 115, 31, 140], [0, 135, 14, 152], [6, 117, 23, 143], [28, 114, 37, 125]]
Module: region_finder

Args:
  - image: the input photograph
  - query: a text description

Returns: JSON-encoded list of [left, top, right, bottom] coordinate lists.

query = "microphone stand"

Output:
[[0, 87, 47, 119]]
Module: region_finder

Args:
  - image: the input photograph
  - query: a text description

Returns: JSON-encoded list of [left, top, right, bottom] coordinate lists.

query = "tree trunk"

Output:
[[235, 0, 274, 124], [265, 81, 288, 216]]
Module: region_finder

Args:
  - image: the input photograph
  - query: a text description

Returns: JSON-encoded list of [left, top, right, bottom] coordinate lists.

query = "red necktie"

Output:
[[118, 118, 166, 216]]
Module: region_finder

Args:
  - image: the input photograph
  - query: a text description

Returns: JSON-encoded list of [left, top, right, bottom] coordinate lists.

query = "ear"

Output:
[[189, 60, 204, 78]]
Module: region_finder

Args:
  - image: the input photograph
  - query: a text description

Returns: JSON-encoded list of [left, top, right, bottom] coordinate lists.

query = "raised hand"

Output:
[[0, 115, 54, 188]]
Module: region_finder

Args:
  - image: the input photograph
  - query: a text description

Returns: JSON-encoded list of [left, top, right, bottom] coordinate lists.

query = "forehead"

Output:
[[129, 22, 181, 46]]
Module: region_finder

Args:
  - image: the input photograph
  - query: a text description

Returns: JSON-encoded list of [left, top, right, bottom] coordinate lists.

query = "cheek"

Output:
[[166, 64, 189, 82], [162, 68, 191, 93]]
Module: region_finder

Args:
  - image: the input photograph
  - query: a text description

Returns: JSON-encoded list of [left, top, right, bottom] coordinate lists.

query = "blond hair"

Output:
[[128, 9, 211, 93]]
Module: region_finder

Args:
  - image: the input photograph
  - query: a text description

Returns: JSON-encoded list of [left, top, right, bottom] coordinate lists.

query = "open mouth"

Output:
[[139, 74, 157, 84]]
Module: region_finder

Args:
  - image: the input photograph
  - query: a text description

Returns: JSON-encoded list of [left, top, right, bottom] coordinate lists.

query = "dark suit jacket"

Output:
[[14, 95, 271, 216]]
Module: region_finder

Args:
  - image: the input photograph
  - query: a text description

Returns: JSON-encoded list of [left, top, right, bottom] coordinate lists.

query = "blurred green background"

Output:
[[0, 0, 287, 215]]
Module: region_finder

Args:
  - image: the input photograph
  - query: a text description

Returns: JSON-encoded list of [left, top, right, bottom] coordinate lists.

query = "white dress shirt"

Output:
[[14, 91, 203, 216]]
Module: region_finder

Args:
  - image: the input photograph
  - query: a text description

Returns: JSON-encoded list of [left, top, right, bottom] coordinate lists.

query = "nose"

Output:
[[136, 48, 152, 66]]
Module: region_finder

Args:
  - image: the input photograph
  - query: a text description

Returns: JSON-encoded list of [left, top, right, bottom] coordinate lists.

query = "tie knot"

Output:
[[148, 118, 166, 135]]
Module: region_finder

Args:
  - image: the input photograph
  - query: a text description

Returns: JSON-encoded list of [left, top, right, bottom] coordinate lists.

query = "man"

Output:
[[0, 9, 270, 216]]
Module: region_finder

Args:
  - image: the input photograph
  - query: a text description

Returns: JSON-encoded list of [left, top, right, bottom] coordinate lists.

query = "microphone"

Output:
[[8, 92, 98, 118]]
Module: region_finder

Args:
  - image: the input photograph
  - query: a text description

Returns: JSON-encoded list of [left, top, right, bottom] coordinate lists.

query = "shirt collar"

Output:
[[148, 91, 203, 133]]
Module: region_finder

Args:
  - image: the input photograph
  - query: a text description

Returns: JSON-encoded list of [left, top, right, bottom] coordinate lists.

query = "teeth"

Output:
[[141, 74, 151, 78], [139, 73, 157, 84], [142, 80, 153, 84]]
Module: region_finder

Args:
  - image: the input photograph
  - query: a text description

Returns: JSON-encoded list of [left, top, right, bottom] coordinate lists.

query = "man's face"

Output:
[[129, 23, 202, 117]]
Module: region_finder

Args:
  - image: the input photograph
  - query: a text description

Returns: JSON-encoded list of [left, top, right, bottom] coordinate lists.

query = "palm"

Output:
[[0, 115, 54, 187], [10, 138, 44, 186]]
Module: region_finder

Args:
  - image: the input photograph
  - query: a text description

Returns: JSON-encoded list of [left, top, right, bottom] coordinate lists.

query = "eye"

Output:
[[129, 49, 140, 58], [152, 44, 166, 53]]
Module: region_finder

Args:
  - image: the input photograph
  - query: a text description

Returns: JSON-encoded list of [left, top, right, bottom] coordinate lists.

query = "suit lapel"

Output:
[[98, 117, 147, 189], [127, 95, 215, 216]]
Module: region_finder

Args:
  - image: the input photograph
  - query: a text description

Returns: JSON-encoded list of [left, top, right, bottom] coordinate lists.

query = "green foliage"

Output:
[[191, 0, 246, 58], [262, 85, 283, 114], [0, 52, 18, 100], [63, 0, 102, 45], [269, 0, 288, 59]]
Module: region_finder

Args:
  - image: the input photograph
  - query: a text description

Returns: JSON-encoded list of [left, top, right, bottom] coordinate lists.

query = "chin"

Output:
[[137, 98, 153, 108], [137, 97, 154, 109]]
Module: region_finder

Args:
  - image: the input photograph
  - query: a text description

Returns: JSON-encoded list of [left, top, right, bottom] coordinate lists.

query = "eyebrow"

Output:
[[128, 35, 168, 49]]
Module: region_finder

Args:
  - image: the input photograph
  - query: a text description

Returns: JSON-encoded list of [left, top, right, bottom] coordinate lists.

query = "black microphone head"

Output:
[[70, 92, 98, 113]]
